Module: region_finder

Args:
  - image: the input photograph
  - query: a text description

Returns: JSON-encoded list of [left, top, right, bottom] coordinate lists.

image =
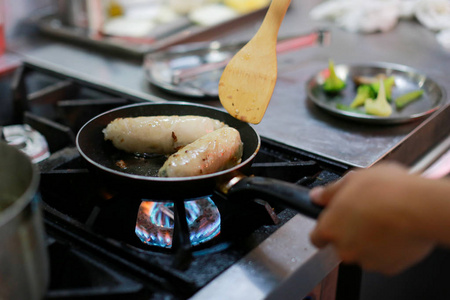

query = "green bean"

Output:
[[394, 90, 424, 109]]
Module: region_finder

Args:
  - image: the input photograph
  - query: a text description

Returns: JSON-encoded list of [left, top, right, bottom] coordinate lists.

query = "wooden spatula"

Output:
[[218, 0, 291, 124]]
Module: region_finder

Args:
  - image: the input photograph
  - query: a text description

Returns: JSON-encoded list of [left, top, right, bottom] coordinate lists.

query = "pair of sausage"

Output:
[[103, 115, 243, 177]]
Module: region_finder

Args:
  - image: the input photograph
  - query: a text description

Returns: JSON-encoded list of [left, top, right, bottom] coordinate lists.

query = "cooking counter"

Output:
[[10, 0, 450, 169], [5, 1, 450, 299]]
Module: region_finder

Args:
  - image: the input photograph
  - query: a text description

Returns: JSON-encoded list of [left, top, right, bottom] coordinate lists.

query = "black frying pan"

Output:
[[76, 102, 322, 219]]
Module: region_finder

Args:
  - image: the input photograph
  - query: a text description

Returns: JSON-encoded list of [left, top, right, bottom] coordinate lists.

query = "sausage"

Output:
[[158, 126, 243, 177], [103, 115, 225, 154]]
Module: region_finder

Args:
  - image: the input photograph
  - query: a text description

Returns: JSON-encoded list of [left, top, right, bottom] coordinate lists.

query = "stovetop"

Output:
[[4, 1, 450, 297], [1, 61, 352, 299], [41, 142, 346, 299]]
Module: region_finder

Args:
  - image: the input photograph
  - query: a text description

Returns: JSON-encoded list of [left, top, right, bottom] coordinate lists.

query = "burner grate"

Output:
[[9, 63, 350, 299], [45, 240, 146, 300]]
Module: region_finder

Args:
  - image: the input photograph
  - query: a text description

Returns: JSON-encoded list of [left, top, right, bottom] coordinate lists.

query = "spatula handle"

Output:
[[257, 0, 292, 40]]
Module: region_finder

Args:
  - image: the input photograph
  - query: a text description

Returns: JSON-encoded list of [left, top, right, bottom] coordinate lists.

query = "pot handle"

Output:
[[228, 176, 323, 219]]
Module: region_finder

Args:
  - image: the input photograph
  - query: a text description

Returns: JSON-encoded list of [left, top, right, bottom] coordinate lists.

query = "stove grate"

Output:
[[9, 62, 350, 299]]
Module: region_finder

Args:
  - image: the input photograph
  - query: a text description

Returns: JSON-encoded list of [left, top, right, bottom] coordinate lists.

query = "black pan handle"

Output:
[[227, 176, 323, 219]]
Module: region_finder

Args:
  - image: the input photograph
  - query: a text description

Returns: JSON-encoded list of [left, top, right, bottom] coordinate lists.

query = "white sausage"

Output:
[[158, 126, 243, 177], [103, 116, 225, 154]]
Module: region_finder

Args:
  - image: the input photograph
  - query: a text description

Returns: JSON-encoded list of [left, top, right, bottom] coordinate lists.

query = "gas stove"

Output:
[[0, 61, 361, 299], [39, 141, 345, 300]]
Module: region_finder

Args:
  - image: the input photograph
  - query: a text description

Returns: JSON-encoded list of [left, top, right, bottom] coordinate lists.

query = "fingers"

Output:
[[309, 170, 353, 206], [309, 171, 355, 248], [309, 205, 337, 248], [309, 186, 325, 205], [309, 223, 330, 248], [309, 163, 433, 275]]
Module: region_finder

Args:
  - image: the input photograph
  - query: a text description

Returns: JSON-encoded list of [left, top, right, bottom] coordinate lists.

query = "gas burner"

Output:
[[136, 197, 221, 248], [7, 63, 354, 299]]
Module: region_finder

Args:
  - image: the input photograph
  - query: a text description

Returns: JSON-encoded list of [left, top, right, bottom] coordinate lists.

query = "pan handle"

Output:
[[227, 176, 323, 219]]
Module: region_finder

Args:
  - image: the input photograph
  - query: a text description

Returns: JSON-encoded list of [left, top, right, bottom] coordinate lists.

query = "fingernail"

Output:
[[309, 186, 324, 203]]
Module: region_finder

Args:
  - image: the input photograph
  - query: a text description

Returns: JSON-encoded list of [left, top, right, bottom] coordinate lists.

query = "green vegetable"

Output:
[[336, 103, 366, 114], [323, 59, 346, 93], [394, 90, 424, 109], [349, 85, 375, 108], [365, 78, 392, 117], [370, 76, 395, 101]]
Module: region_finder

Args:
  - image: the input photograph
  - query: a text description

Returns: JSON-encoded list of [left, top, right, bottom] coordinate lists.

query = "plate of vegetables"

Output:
[[306, 61, 445, 124]]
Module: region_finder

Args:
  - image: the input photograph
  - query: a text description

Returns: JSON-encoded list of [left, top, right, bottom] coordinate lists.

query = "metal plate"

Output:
[[143, 41, 239, 97], [306, 62, 446, 124], [144, 29, 329, 98]]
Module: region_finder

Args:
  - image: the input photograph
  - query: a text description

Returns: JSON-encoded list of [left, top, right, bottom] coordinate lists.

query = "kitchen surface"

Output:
[[1, 0, 450, 299], [8, 0, 450, 169]]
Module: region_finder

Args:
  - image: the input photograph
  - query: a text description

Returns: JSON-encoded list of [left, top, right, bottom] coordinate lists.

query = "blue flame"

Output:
[[135, 196, 221, 248]]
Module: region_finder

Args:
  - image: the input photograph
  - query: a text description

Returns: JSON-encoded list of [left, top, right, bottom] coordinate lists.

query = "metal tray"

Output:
[[144, 40, 239, 97], [35, 6, 268, 57], [306, 62, 446, 124], [144, 29, 330, 97]]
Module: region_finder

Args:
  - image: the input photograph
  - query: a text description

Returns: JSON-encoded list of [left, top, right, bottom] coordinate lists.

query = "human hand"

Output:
[[309, 163, 436, 275]]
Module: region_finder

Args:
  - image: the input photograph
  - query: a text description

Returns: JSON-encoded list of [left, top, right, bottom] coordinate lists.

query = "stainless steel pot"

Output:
[[0, 141, 49, 300]]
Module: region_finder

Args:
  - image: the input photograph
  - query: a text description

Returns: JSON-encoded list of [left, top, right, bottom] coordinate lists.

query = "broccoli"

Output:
[[365, 78, 392, 117], [370, 76, 395, 101], [323, 59, 346, 93], [349, 85, 375, 108]]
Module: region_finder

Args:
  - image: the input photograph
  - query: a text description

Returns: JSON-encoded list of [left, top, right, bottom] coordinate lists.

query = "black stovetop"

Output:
[[2, 62, 350, 299]]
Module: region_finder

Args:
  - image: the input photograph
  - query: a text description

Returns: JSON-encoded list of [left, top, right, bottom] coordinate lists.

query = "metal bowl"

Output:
[[306, 62, 446, 124]]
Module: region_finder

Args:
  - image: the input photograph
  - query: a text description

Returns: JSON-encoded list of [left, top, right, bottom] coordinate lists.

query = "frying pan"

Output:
[[76, 102, 322, 219]]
